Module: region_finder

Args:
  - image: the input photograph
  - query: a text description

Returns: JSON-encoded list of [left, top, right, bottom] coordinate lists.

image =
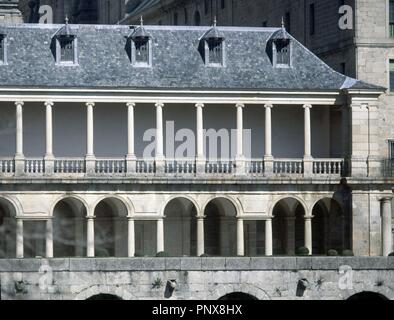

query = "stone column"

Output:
[[16, 218, 23, 258], [85, 102, 95, 175], [235, 103, 245, 175], [285, 216, 296, 255], [264, 104, 274, 176], [197, 216, 205, 256], [14, 101, 25, 175], [126, 102, 137, 175], [44, 101, 55, 175], [196, 103, 206, 174], [381, 197, 393, 256], [155, 103, 165, 174], [127, 217, 135, 257], [304, 215, 313, 255], [303, 104, 313, 176], [87, 216, 95, 257], [157, 218, 164, 253], [46, 218, 53, 258], [237, 217, 244, 256], [265, 217, 273, 256]]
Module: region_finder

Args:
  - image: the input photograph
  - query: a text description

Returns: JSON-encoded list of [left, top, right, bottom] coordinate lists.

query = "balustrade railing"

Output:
[[55, 158, 85, 174], [247, 159, 265, 174], [136, 159, 156, 174], [205, 159, 233, 174], [273, 159, 304, 175], [0, 158, 14, 174], [165, 159, 196, 174], [313, 159, 343, 176], [95, 158, 126, 174], [25, 158, 44, 174]]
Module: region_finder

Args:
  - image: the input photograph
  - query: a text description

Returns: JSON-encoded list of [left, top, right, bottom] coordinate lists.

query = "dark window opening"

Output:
[[0, 36, 4, 63], [390, 59, 394, 91], [221, 0, 225, 9], [208, 39, 223, 65], [310, 3, 315, 35], [285, 12, 291, 33], [134, 39, 149, 63], [389, 140, 394, 159], [275, 40, 290, 66], [174, 12, 178, 25], [262, 21, 267, 27], [390, 0, 394, 37], [194, 11, 201, 26], [59, 37, 74, 63], [340, 62, 346, 75], [204, 0, 209, 15], [184, 8, 188, 24]]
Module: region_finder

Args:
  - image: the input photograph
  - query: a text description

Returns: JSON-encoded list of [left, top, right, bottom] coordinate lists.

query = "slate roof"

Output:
[[0, 23, 383, 91]]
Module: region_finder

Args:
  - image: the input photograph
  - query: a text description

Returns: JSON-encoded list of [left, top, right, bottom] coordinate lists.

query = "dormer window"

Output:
[[0, 35, 5, 64], [53, 18, 78, 65], [202, 19, 225, 67], [129, 17, 152, 67], [270, 21, 292, 68]]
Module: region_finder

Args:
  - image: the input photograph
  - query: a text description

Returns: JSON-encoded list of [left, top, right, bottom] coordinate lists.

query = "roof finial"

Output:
[[65, 15, 69, 25], [213, 16, 217, 27], [281, 16, 285, 29], [140, 16, 144, 27]]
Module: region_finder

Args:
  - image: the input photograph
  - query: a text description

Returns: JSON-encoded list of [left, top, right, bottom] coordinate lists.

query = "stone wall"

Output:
[[0, 257, 392, 300]]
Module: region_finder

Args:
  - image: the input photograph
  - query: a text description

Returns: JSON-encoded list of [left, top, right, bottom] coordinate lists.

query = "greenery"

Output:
[[200, 253, 210, 257], [156, 251, 170, 257], [327, 249, 338, 256], [342, 249, 354, 256], [296, 247, 310, 256]]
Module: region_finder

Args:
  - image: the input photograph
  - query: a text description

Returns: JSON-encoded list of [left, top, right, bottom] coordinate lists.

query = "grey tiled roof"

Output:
[[0, 24, 383, 91]]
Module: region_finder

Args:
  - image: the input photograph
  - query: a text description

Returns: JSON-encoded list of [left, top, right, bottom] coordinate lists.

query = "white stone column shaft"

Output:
[[16, 218, 23, 258], [237, 218, 244, 256], [15, 102, 24, 157], [45, 102, 54, 157], [196, 103, 204, 158], [236, 103, 244, 158], [265, 218, 273, 256], [381, 198, 393, 256], [127, 103, 135, 157], [86, 102, 95, 157], [264, 104, 273, 157], [155, 103, 164, 158], [87, 217, 95, 257], [304, 216, 312, 255], [157, 218, 164, 253], [197, 217, 204, 256], [46, 219, 53, 258], [303, 105, 312, 158], [128, 218, 135, 257]]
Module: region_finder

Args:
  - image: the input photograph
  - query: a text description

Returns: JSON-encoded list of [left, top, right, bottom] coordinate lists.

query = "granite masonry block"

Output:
[[225, 258, 251, 270]]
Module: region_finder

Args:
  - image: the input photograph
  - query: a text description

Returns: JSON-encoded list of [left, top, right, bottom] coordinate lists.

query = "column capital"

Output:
[[196, 215, 206, 219], [126, 102, 136, 108], [155, 102, 164, 108], [264, 104, 273, 109], [303, 104, 312, 109], [265, 215, 274, 220], [127, 216, 135, 221], [86, 101, 95, 107], [380, 196, 393, 203], [304, 215, 314, 220], [14, 101, 24, 107], [87, 215, 96, 219], [235, 103, 245, 108], [44, 101, 54, 107], [195, 102, 205, 108]]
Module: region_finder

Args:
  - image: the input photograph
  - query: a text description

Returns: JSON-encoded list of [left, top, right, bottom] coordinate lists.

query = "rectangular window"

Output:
[[135, 39, 149, 64], [390, 59, 394, 91], [285, 12, 291, 33], [221, 0, 225, 9], [310, 3, 315, 35], [276, 41, 290, 66], [262, 21, 267, 27], [208, 39, 223, 65], [389, 140, 394, 159], [390, 0, 394, 37], [59, 37, 74, 63], [205, 0, 209, 15], [0, 36, 4, 63], [340, 62, 346, 75]]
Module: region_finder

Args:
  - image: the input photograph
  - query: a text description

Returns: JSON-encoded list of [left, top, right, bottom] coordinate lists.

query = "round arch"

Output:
[[269, 195, 308, 217], [207, 284, 270, 300], [50, 194, 89, 217], [161, 195, 201, 217], [219, 292, 258, 301], [202, 195, 243, 217], [0, 196, 18, 258], [163, 197, 199, 257], [74, 285, 135, 300], [92, 195, 134, 217], [346, 291, 389, 301]]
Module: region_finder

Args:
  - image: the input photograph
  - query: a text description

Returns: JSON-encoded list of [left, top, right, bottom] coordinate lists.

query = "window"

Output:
[[390, 1, 394, 37], [285, 12, 291, 32], [204, 0, 209, 15], [262, 21, 267, 27], [221, 0, 225, 9], [390, 59, 394, 91], [194, 11, 201, 26], [340, 62, 346, 75], [134, 38, 149, 64], [0, 36, 4, 64], [389, 140, 394, 159], [207, 39, 223, 65], [275, 40, 290, 67], [174, 12, 178, 25], [184, 8, 188, 24], [59, 37, 75, 63], [309, 3, 315, 35]]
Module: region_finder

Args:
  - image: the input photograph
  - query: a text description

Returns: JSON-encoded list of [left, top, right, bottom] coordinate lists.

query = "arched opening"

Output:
[[86, 293, 123, 300], [94, 198, 128, 257], [219, 292, 258, 300], [347, 292, 389, 301], [0, 198, 16, 258], [194, 10, 201, 26], [164, 198, 197, 257], [312, 198, 349, 255], [53, 197, 87, 257], [204, 198, 237, 256], [272, 198, 305, 255]]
